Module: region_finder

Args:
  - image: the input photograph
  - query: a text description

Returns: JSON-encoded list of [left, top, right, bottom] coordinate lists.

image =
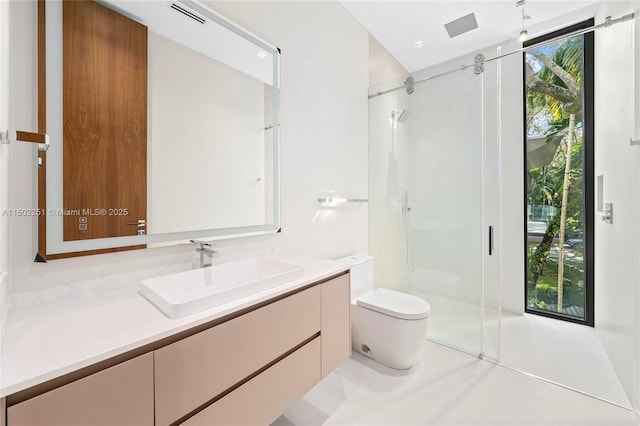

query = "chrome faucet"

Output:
[[190, 240, 217, 268]]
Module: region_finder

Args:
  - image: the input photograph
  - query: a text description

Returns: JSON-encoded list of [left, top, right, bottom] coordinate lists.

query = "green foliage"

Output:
[[527, 254, 585, 311], [537, 38, 583, 89], [526, 35, 586, 300], [528, 36, 584, 122]]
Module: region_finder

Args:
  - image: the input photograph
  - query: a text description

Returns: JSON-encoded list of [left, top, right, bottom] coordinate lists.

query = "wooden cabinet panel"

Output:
[[7, 353, 154, 426], [154, 286, 321, 425], [321, 273, 351, 377], [182, 337, 321, 426]]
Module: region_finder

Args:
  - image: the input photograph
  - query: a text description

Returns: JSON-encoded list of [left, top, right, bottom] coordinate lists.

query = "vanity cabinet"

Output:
[[7, 353, 154, 426], [154, 285, 321, 425], [5, 272, 350, 426]]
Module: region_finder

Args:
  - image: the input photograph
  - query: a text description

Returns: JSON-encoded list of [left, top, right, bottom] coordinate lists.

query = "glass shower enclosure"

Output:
[[369, 50, 501, 359]]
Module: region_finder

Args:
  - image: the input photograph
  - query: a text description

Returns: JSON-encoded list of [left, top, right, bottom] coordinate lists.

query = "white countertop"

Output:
[[1, 255, 352, 397]]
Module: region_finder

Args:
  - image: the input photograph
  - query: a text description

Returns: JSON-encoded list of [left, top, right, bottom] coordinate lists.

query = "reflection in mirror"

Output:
[[146, 29, 274, 234], [41, 0, 280, 256]]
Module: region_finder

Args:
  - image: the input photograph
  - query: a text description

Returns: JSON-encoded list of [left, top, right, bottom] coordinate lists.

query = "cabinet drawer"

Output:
[[154, 285, 321, 425], [7, 353, 154, 426], [182, 337, 321, 426]]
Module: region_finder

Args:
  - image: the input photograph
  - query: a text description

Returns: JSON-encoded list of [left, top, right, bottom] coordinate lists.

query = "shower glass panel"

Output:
[[404, 68, 483, 355], [369, 51, 500, 359]]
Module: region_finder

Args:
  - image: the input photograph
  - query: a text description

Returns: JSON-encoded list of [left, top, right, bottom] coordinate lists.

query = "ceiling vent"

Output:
[[169, 2, 206, 24], [444, 13, 478, 38]]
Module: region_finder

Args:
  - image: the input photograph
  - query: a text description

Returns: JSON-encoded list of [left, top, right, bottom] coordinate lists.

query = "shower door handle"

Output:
[[488, 226, 494, 255]]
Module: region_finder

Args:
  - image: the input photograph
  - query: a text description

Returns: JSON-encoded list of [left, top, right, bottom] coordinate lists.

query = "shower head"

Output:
[[393, 109, 410, 123]]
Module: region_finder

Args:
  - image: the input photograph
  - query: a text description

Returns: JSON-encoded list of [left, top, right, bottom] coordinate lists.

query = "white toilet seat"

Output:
[[347, 256, 430, 369], [356, 288, 430, 320]]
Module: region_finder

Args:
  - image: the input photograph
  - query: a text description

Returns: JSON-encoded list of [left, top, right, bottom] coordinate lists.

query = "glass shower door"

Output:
[[369, 51, 501, 360], [400, 67, 484, 355]]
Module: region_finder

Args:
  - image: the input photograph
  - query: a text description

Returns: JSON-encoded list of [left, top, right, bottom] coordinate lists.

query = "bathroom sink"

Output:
[[140, 257, 304, 318]]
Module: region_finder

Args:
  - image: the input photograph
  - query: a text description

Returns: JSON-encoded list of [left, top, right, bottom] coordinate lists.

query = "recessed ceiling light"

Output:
[[257, 51, 267, 58], [414, 40, 424, 48]]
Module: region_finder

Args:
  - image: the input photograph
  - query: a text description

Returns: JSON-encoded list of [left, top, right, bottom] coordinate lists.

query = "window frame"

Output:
[[522, 19, 595, 326]]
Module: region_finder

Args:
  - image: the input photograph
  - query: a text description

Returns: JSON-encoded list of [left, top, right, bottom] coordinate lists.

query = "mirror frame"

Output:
[[38, 0, 281, 257]]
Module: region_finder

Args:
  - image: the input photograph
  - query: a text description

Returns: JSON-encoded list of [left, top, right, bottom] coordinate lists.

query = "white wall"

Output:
[[148, 31, 267, 234], [593, 0, 640, 410], [369, 34, 407, 87], [203, 1, 369, 259], [6, 2, 369, 298]]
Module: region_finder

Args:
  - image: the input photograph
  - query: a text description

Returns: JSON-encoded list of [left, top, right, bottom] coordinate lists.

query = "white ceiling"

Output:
[[341, 0, 599, 72]]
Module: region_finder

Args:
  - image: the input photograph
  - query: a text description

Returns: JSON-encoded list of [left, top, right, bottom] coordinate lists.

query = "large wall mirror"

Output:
[[40, 0, 280, 257]]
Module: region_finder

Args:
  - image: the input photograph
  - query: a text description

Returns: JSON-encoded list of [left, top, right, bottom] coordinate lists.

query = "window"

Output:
[[523, 20, 594, 325]]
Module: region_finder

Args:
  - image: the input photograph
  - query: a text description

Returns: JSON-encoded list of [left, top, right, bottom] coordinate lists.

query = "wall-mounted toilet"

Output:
[[348, 255, 430, 370]]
